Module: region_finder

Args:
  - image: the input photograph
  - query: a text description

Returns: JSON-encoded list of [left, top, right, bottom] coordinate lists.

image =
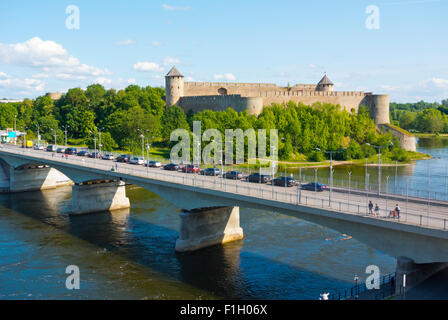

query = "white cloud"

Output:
[[214, 73, 236, 81], [163, 56, 180, 66], [378, 77, 448, 102], [0, 72, 10, 79], [162, 4, 191, 11], [0, 76, 45, 92], [0, 37, 112, 78], [133, 61, 164, 72], [116, 39, 135, 46], [151, 41, 164, 47]]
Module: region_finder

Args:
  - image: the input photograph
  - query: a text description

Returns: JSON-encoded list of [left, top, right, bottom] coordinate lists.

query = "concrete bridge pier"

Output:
[[395, 256, 448, 294], [175, 206, 244, 252], [71, 180, 130, 215], [9, 165, 72, 193]]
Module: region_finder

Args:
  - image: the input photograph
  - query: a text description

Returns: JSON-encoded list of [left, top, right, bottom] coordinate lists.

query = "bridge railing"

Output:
[[2, 144, 448, 232]]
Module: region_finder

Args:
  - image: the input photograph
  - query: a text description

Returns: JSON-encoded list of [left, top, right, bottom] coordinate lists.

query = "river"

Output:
[[0, 137, 447, 299]]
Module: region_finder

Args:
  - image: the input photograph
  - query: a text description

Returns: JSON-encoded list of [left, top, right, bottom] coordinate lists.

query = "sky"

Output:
[[0, 0, 447, 102]]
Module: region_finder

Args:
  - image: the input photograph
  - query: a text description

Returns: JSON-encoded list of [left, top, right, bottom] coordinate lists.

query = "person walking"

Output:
[[395, 204, 401, 219], [368, 201, 374, 215], [374, 203, 379, 217]]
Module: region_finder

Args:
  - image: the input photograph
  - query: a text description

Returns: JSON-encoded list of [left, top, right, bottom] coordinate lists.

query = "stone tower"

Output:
[[165, 66, 184, 107], [316, 74, 334, 92]]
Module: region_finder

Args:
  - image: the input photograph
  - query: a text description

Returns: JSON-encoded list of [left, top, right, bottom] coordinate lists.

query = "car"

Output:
[[164, 163, 180, 171], [116, 154, 131, 163], [273, 176, 298, 187], [65, 147, 77, 155], [56, 148, 66, 153], [203, 167, 221, 176], [224, 171, 243, 180], [34, 145, 44, 150], [77, 150, 90, 157], [102, 154, 115, 160], [247, 173, 270, 183], [89, 152, 101, 159], [301, 182, 327, 192], [130, 157, 145, 165], [46, 145, 57, 152], [182, 164, 200, 173], [146, 160, 162, 168]]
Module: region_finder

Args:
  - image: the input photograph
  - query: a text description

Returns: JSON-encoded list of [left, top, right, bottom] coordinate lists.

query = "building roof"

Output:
[[318, 74, 333, 85], [166, 66, 183, 77]]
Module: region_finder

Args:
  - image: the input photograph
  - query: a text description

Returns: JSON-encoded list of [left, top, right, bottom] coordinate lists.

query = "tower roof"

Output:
[[166, 66, 183, 77], [318, 74, 333, 85]]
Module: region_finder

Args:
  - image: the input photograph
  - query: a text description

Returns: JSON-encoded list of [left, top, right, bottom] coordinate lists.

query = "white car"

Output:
[[130, 157, 145, 165], [147, 161, 162, 168], [102, 154, 115, 160], [34, 145, 44, 150]]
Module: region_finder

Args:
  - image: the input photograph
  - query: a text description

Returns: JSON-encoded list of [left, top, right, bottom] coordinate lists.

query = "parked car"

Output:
[[202, 167, 221, 176], [89, 152, 101, 159], [116, 154, 131, 163], [224, 171, 243, 180], [46, 145, 57, 152], [273, 176, 298, 187], [77, 150, 90, 157], [301, 182, 327, 192], [147, 160, 162, 168], [56, 148, 66, 154], [102, 154, 115, 160], [130, 157, 145, 165], [182, 164, 200, 173], [65, 147, 77, 155], [164, 163, 180, 171], [34, 144, 44, 150], [247, 173, 270, 183]]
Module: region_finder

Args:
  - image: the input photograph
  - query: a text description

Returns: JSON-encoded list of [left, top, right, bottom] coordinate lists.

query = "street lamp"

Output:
[[97, 127, 104, 156], [51, 128, 58, 146], [35, 123, 41, 147], [62, 125, 69, 147], [366, 142, 393, 195], [90, 131, 97, 160], [316, 148, 345, 207]]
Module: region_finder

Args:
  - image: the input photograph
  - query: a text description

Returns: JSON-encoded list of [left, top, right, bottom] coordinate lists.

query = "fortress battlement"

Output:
[[164, 66, 390, 125]]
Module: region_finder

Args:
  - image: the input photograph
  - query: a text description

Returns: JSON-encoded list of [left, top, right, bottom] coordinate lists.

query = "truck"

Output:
[[22, 140, 33, 148]]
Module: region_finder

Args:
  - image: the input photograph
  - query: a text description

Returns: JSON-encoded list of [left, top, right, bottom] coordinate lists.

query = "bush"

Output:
[[308, 151, 325, 162]]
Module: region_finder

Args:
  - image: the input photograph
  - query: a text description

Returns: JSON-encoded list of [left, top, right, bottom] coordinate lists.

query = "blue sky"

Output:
[[0, 0, 447, 102]]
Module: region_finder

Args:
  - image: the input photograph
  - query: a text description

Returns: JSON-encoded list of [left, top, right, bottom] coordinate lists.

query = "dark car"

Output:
[[203, 167, 221, 176], [77, 150, 89, 157], [56, 147, 65, 154], [164, 163, 180, 171], [182, 165, 200, 173], [224, 171, 243, 180], [273, 176, 298, 187], [65, 147, 77, 155], [247, 173, 270, 183], [116, 154, 131, 163], [301, 182, 327, 192], [46, 145, 57, 152], [89, 152, 101, 159]]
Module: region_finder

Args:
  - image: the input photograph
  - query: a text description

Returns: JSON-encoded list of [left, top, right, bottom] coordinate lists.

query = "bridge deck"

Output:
[[1, 144, 448, 234]]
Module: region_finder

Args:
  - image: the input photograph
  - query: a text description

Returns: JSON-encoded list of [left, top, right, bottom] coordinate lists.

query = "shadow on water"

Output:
[[1, 186, 366, 300]]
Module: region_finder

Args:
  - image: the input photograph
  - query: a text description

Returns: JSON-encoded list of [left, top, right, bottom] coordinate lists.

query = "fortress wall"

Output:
[[184, 82, 284, 97], [263, 94, 367, 113], [365, 94, 390, 124], [379, 124, 417, 152], [179, 95, 263, 115]]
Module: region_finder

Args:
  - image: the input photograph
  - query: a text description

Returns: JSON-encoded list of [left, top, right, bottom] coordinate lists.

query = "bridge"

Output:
[[1, 144, 448, 293]]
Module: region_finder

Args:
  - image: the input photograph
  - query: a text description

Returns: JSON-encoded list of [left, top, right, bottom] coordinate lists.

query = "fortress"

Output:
[[165, 66, 390, 125]]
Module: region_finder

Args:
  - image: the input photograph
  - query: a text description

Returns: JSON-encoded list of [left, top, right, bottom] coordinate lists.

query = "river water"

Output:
[[0, 138, 447, 300]]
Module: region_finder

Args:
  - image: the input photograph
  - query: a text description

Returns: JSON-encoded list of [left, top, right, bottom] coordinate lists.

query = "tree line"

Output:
[[0, 84, 408, 162]]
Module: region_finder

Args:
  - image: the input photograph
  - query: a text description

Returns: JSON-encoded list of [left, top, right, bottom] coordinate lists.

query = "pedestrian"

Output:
[[65, 153, 68, 160], [368, 201, 374, 215], [395, 204, 401, 219], [374, 203, 379, 217]]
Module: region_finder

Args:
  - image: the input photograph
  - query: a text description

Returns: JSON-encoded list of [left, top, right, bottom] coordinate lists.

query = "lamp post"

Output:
[[348, 171, 352, 208], [316, 148, 345, 207], [35, 123, 41, 147], [62, 125, 69, 147], [365, 157, 368, 191], [366, 142, 393, 195], [354, 275, 359, 299], [51, 128, 57, 146]]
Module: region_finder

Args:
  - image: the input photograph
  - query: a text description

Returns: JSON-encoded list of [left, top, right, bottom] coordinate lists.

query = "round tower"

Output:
[[165, 66, 184, 107], [369, 94, 390, 124], [316, 74, 334, 92]]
